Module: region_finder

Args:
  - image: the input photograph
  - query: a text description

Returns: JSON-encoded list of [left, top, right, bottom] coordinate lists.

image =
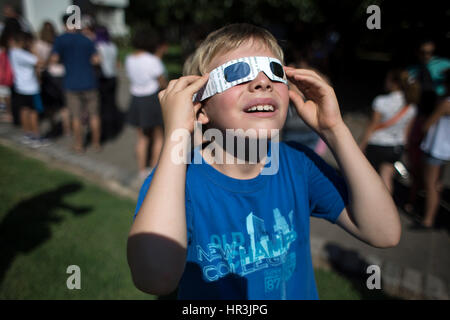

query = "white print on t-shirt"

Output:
[[196, 208, 297, 299]]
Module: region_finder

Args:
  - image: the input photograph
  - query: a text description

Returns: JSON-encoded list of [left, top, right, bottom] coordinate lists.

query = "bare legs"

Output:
[[422, 163, 443, 227], [379, 163, 395, 194], [72, 114, 101, 153], [89, 114, 101, 150], [60, 107, 71, 136], [136, 125, 164, 176], [136, 128, 150, 173], [20, 107, 39, 136], [72, 118, 83, 152]]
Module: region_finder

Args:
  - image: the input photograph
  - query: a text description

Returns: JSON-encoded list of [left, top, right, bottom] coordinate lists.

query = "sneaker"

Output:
[[20, 134, 33, 145], [30, 137, 51, 148]]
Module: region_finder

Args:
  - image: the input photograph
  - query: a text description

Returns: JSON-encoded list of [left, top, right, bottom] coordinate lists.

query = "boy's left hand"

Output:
[[284, 66, 345, 137]]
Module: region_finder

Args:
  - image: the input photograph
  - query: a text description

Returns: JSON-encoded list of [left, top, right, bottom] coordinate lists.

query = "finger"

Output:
[[184, 73, 210, 95], [287, 80, 305, 98], [292, 74, 330, 95], [172, 75, 204, 93], [166, 79, 178, 93], [193, 102, 202, 115], [285, 67, 323, 82], [288, 89, 305, 110], [158, 89, 166, 101]]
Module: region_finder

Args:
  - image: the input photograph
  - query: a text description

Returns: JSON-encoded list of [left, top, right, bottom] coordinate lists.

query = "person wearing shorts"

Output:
[[418, 85, 450, 228], [50, 14, 101, 153], [359, 69, 419, 194], [125, 28, 168, 179], [9, 32, 49, 148]]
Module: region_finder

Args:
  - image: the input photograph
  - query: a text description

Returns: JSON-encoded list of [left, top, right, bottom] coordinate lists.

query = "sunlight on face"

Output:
[[200, 40, 290, 138]]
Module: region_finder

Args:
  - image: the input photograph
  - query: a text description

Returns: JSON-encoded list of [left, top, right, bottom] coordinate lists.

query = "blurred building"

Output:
[[0, 0, 129, 36]]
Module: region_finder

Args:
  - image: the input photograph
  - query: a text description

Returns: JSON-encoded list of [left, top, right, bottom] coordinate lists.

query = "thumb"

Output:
[[193, 102, 202, 115], [289, 89, 305, 113], [186, 73, 210, 95]]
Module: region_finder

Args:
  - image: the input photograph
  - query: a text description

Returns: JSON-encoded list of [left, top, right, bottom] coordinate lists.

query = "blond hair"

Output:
[[183, 23, 284, 76]]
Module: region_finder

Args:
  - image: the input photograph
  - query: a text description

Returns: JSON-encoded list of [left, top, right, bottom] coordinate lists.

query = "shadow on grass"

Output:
[[323, 243, 401, 300], [0, 182, 92, 286]]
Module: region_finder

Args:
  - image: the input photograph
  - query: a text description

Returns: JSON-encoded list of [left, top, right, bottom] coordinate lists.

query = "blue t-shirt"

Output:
[[52, 32, 97, 91], [134, 141, 349, 300]]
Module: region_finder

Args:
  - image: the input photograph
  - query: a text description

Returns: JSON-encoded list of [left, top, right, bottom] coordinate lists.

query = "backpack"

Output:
[[0, 49, 14, 87]]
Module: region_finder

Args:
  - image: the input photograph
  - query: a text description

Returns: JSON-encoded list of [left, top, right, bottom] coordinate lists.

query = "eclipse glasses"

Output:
[[194, 56, 288, 101]]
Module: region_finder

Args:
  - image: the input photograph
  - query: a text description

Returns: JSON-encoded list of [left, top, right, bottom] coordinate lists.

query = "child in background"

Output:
[[9, 32, 49, 148], [359, 69, 419, 194], [36, 21, 69, 137], [125, 28, 168, 181], [418, 69, 450, 228]]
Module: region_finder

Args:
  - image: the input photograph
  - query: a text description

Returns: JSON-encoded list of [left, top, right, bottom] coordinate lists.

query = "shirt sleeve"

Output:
[[372, 95, 384, 113], [286, 141, 349, 224], [152, 56, 165, 78], [14, 50, 37, 66]]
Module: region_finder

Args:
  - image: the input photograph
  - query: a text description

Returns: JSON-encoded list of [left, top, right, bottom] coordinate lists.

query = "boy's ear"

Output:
[[196, 104, 210, 125]]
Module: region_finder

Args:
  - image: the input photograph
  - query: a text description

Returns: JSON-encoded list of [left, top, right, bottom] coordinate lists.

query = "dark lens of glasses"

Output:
[[224, 62, 251, 82], [270, 62, 284, 78]]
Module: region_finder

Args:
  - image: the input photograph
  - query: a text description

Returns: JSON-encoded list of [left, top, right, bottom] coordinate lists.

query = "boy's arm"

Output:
[[127, 136, 189, 295], [127, 75, 209, 295], [324, 123, 401, 248], [285, 67, 401, 248]]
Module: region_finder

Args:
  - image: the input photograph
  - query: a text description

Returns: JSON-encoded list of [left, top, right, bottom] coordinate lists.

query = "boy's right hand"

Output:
[[158, 74, 209, 136]]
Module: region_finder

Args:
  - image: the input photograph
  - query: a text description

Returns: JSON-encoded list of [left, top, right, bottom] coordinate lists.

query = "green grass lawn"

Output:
[[0, 145, 152, 299], [0, 144, 386, 300]]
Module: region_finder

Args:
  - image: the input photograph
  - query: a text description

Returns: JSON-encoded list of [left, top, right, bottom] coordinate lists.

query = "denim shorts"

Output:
[[424, 153, 447, 166]]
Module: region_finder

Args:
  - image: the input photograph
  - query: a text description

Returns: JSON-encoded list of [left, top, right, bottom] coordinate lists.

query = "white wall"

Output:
[[96, 8, 128, 36], [22, 0, 72, 34], [90, 0, 128, 8]]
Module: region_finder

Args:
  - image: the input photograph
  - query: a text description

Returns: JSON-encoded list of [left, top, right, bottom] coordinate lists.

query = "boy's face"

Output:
[[199, 40, 289, 138]]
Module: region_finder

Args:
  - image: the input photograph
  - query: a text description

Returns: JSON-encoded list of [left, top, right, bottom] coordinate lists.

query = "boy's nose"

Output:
[[249, 72, 273, 92]]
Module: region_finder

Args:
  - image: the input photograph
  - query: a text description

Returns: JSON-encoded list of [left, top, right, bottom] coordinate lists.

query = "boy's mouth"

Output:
[[244, 104, 276, 112], [243, 99, 278, 117]]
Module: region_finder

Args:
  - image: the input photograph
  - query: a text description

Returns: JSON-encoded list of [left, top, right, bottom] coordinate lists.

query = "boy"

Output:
[[127, 24, 401, 300]]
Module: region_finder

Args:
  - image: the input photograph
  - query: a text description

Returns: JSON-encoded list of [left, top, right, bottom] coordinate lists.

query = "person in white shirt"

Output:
[[125, 29, 168, 180], [9, 32, 49, 148], [418, 71, 450, 228], [359, 69, 420, 193]]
